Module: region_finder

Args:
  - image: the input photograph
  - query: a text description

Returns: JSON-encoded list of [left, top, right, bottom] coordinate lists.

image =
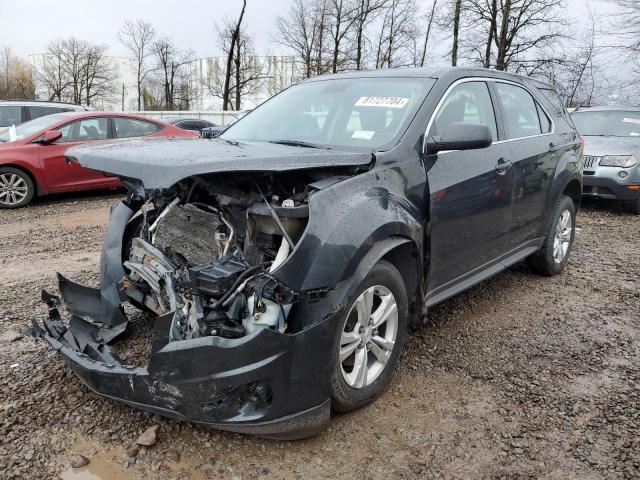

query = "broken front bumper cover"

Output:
[[30, 277, 339, 440]]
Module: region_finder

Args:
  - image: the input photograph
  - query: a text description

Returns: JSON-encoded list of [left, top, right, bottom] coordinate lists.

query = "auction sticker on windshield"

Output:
[[355, 96, 409, 109]]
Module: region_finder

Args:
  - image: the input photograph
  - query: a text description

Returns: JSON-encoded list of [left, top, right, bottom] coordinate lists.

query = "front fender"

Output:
[[274, 171, 425, 292]]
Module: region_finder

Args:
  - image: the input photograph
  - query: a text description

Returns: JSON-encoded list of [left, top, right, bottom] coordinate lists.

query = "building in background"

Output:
[[188, 55, 301, 111], [30, 53, 300, 112]]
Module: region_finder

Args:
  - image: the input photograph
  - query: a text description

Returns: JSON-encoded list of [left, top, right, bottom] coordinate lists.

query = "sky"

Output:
[[0, 0, 618, 62]]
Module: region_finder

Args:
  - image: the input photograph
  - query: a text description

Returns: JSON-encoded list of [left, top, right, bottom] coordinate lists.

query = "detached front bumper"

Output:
[[30, 282, 339, 440]]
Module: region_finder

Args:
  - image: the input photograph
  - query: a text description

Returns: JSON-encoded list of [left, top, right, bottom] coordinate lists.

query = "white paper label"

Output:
[[355, 96, 409, 109], [351, 130, 375, 140], [623, 117, 640, 125]]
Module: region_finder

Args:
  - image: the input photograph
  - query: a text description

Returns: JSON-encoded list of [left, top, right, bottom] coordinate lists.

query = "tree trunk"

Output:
[[223, 0, 246, 110], [483, 0, 497, 67], [495, 0, 511, 71], [452, 0, 462, 66], [420, 0, 438, 67]]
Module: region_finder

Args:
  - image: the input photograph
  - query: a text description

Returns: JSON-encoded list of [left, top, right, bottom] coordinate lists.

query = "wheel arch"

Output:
[[343, 236, 422, 324], [0, 162, 42, 195], [562, 179, 582, 211]]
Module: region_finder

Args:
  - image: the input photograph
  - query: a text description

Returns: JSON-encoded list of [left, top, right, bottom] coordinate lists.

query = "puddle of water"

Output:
[[60, 439, 206, 480], [60, 442, 134, 480]]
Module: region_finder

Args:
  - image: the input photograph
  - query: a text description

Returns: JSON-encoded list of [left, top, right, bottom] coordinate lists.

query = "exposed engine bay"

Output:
[[120, 172, 327, 342]]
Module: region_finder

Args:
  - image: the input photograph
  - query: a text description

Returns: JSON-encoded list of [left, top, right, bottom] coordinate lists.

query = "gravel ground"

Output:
[[1, 193, 638, 480]]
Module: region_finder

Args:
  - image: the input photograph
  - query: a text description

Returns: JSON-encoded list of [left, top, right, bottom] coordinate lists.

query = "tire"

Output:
[[623, 198, 640, 215], [0, 167, 35, 209], [526, 195, 576, 276], [330, 260, 408, 413]]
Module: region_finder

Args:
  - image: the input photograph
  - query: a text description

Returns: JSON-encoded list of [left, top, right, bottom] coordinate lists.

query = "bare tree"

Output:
[[81, 44, 117, 106], [203, 27, 269, 110], [451, 0, 463, 66], [274, 0, 320, 78], [375, 0, 418, 68], [419, 0, 438, 67], [529, 8, 604, 108], [217, 0, 247, 110], [153, 37, 194, 109], [34, 38, 114, 105], [328, 0, 359, 73], [352, 0, 387, 70], [611, 0, 640, 53], [118, 19, 155, 110], [465, 0, 567, 71]]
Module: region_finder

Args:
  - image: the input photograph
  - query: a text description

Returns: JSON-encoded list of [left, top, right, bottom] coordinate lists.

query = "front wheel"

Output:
[[330, 260, 407, 413], [0, 167, 35, 209], [526, 195, 576, 276]]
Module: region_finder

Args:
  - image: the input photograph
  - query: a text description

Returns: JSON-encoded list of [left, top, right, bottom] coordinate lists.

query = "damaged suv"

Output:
[[31, 68, 583, 439]]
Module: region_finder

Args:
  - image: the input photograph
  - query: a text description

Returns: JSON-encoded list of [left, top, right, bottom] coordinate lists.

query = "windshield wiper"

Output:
[[268, 139, 327, 149]]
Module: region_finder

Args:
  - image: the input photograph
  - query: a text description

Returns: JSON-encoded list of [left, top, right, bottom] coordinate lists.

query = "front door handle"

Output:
[[495, 158, 512, 175]]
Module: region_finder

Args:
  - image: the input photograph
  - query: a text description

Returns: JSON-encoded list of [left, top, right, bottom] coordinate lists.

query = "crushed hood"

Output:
[[65, 137, 373, 189]]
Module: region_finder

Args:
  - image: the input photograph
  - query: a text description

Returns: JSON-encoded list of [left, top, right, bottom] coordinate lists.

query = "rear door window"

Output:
[[431, 81, 498, 141], [58, 118, 109, 142], [495, 83, 543, 139], [27, 106, 68, 121], [113, 118, 161, 138], [0, 105, 22, 126]]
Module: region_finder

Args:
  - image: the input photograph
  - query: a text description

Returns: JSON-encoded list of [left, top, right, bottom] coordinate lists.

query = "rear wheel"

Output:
[[526, 195, 576, 276], [330, 260, 407, 413], [623, 198, 640, 215], [0, 167, 35, 209]]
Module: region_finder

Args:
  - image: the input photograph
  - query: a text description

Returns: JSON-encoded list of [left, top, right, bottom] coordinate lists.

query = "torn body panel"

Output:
[[30, 145, 426, 439], [33, 290, 339, 439]]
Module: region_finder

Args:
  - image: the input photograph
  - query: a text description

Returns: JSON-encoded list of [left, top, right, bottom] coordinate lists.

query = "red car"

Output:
[[0, 112, 198, 208]]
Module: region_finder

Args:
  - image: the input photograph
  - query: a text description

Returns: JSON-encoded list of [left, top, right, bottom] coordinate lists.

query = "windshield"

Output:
[[222, 77, 435, 150], [571, 110, 640, 137], [0, 113, 67, 142]]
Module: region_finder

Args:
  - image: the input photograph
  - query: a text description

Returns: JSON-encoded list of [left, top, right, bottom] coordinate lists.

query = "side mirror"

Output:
[[426, 122, 492, 154], [40, 130, 63, 144]]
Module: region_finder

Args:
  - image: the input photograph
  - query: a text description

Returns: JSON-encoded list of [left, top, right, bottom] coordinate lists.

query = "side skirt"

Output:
[[425, 237, 544, 307]]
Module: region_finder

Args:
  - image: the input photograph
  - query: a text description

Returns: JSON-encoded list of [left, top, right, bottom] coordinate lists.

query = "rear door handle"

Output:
[[495, 158, 512, 174]]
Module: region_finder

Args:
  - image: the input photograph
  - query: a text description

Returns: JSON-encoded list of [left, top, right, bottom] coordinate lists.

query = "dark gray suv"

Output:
[[0, 100, 91, 129], [31, 67, 583, 439]]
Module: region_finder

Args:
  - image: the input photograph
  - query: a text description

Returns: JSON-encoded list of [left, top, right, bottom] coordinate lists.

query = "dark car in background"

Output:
[[0, 100, 92, 129], [571, 106, 640, 214], [31, 67, 582, 439], [0, 111, 198, 208], [164, 117, 217, 132], [200, 110, 251, 138]]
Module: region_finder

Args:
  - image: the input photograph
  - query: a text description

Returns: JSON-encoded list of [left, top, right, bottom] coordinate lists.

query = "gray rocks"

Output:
[[69, 454, 89, 469], [137, 425, 160, 447]]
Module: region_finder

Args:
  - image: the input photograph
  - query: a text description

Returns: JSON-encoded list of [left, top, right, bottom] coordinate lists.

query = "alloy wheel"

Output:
[[553, 209, 572, 264], [0, 173, 29, 206], [339, 285, 398, 388]]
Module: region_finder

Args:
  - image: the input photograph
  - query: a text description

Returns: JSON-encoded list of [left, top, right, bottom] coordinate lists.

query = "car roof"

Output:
[[0, 100, 89, 109], [300, 66, 553, 90], [46, 111, 167, 122], [572, 105, 640, 113], [164, 117, 211, 123]]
